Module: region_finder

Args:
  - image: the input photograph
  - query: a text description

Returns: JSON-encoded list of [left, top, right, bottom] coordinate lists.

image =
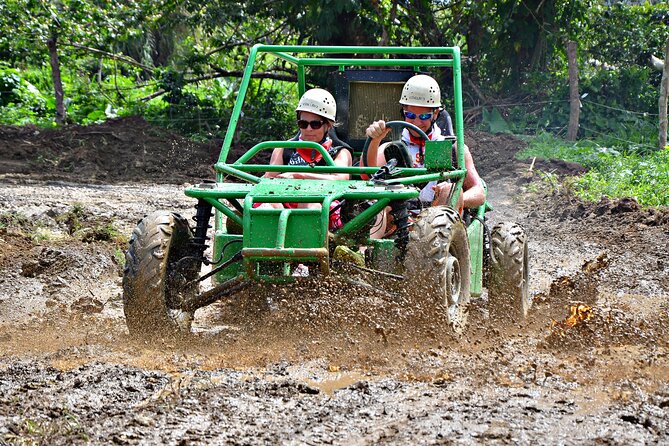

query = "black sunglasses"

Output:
[[297, 119, 325, 130]]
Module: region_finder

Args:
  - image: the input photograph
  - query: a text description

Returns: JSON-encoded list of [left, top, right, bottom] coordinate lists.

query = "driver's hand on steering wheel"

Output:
[[366, 120, 392, 141]]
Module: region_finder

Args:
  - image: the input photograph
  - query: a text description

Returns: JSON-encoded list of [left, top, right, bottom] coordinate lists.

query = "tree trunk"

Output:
[[659, 36, 669, 150], [46, 35, 66, 125], [567, 41, 580, 141]]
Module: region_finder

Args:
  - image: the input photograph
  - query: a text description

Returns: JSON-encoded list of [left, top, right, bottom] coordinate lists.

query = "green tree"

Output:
[[0, 0, 172, 123]]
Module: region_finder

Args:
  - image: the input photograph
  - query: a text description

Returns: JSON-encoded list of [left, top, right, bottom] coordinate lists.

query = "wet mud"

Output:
[[1, 120, 669, 444]]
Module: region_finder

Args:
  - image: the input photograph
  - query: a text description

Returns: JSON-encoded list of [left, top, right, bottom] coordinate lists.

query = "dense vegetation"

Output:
[[0, 0, 667, 205]]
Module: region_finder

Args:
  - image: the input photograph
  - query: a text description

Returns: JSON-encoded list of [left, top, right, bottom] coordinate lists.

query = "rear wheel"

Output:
[[123, 211, 201, 336], [405, 206, 471, 334], [488, 222, 530, 322]]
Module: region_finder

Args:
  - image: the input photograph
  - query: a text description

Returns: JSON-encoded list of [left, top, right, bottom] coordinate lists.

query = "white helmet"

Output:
[[296, 88, 336, 121], [399, 74, 441, 107]]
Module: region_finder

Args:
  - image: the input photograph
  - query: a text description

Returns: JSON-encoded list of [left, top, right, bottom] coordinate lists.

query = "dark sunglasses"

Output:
[[403, 110, 433, 121], [297, 119, 325, 130]]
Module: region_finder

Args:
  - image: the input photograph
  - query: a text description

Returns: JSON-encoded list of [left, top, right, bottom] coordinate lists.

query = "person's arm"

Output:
[[431, 144, 485, 212], [264, 148, 285, 178], [461, 145, 486, 209]]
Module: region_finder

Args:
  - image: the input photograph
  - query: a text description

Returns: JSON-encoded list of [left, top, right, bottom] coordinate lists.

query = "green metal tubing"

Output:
[[467, 218, 483, 297], [275, 209, 290, 249], [253, 44, 458, 55], [269, 52, 300, 64], [248, 207, 321, 216], [295, 58, 453, 68], [234, 141, 336, 166], [385, 169, 467, 186], [449, 177, 466, 210], [219, 45, 259, 164], [204, 198, 243, 228], [452, 47, 466, 177], [219, 45, 461, 164], [243, 247, 329, 261], [230, 164, 427, 175], [214, 164, 262, 184], [184, 186, 253, 200], [248, 195, 331, 204], [297, 64, 306, 97]]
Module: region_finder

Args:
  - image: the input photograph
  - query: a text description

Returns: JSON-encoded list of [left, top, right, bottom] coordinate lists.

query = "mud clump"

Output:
[[543, 303, 645, 350]]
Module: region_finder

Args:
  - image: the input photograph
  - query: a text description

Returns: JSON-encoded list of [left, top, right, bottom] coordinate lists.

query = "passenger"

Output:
[[265, 88, 352, 181], [363, 74, 485, 236], [261, 88, 352, 230]]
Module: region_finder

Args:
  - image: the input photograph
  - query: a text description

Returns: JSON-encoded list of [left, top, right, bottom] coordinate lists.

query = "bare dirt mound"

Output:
[[0, 116, 219, 184]]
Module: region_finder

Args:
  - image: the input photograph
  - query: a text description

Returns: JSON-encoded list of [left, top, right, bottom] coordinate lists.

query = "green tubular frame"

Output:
[[182, 45, 477, 283]]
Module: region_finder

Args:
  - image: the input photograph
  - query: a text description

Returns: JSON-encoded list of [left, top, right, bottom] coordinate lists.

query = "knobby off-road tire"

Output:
[[488, 222, 530, 322], [123, 211, 200, 336], [405, 206, 471, 334]]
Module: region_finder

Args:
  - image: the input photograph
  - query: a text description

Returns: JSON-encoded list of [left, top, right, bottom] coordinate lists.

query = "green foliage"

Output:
[[237, 80, 297, 144], [56, 204, 86, 235], [517, 133, 669, 207], [571, 149, 669, 207], [0, 0, 666, 149], [482, 107, 511, 133], [113, 247, 126, 265], [0, 212, 33, 232], [141, 75, 297, 142], [516, 132, 604, 167], [0, 64, 46, 122], [587, 2, 669, 67], [505, 61, 658, 143]]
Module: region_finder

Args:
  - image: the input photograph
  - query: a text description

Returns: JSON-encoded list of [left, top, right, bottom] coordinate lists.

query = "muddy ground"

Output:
[[1, 117, 668, 445]]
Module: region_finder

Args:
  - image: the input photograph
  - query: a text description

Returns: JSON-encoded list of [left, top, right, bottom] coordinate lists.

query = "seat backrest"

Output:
[[331, 69, 415, 152], [436, 109, 454, 136]]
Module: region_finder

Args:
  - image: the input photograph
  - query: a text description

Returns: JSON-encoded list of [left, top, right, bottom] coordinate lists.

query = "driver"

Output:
[[364, 74, 485, 231]]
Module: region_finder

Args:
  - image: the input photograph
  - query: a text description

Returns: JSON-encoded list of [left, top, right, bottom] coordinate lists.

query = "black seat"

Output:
[[328, 127, 353, 153], [436, 109, 454, 136]]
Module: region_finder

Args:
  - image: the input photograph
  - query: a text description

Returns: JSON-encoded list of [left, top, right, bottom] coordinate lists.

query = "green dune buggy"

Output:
[[122, 45, 530, 336]]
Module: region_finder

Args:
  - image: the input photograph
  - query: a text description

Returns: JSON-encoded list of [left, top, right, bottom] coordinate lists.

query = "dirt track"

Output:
[[1, 119, 669, 445]]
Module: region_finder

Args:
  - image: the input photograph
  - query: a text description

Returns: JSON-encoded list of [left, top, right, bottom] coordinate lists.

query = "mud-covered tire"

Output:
[[488, 222, 530, 322], [405, 206, 471, 334], [123, 211, 200, 336]]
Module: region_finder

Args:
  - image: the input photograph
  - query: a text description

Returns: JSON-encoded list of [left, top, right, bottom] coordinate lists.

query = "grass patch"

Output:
[[517, 133, 669, 207], [0, 212, 33, 232], [571, 149, 669, 207]]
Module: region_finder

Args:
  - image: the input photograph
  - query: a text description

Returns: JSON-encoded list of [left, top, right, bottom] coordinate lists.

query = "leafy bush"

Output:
[[0, 64, 46, 123], [517, 133, 669, 207], [571, 149, 669, 207]]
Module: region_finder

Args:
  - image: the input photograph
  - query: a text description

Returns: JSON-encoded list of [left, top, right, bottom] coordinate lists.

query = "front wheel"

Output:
[[488, 222, 530, 322], [123, 211, 201, 336], [405, 206, 471, 334]]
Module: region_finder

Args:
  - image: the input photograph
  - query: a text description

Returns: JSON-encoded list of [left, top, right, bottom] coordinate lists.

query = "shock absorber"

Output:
[[389, 199, 410, 263], [191, 199, 213, 260]]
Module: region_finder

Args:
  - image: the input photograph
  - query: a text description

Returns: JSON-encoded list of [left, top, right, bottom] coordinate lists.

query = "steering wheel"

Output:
[[362, 120, 429, 169]]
